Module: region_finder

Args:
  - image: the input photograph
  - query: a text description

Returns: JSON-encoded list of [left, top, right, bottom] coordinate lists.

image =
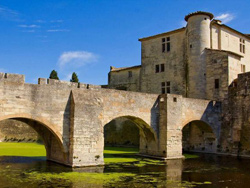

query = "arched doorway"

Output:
[[182, 120, 217, 153], [103, 116, 158, 162], [0, 116, 67, 165]]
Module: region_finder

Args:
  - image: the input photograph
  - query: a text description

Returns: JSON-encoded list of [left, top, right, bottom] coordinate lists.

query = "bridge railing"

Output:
[[38, 78, 102, 90], [0, 72, 101, 90], [0, 73, 25, 84]]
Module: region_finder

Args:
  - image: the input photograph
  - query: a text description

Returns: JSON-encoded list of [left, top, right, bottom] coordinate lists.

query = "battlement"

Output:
[[0, 72, 101, 89], [0, 73, 25, 84], [38, 78, 101, 90]]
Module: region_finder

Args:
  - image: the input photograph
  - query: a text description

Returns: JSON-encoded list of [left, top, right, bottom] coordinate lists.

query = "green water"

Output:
[[0, 143, 249, 187]]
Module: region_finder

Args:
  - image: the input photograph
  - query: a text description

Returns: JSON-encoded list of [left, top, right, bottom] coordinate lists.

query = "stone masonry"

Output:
[[0, 72, 221, 166]]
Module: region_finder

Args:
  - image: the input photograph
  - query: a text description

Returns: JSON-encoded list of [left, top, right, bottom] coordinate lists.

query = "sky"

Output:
[[0, 0, 250, 85]]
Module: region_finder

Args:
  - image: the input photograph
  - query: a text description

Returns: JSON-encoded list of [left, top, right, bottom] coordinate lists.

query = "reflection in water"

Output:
[[1, 154, 250, 187]]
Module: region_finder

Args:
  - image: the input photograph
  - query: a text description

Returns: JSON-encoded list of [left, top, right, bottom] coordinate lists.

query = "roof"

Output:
[[185, 11, 214, 21], [110, 65, 141, 72], [212, 22, 250, 40], [138, 27, 185, 42], [205, 48, 243, 58]]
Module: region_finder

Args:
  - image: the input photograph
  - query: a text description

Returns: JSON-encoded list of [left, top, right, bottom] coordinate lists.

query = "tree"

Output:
[[49, 70, 59, 80], [70, 72, 79, 83]]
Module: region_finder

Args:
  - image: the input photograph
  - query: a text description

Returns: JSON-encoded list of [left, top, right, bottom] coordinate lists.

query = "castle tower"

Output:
[[185, 11, 214, 99]]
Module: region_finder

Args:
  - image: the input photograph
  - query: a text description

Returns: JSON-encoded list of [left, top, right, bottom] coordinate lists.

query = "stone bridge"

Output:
[[0, 73, 221, 167]]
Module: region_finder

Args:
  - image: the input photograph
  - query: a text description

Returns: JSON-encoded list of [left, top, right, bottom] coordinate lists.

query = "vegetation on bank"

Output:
[[0, 143, 206, 187], [0, 143, 198, 161], [0, 142, 46, 157]]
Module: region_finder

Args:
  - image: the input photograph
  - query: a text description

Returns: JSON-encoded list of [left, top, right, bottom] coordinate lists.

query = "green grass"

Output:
[[104, 147, 139, 163], [0, 143, 198, 164], [0, 142, 46, 157], [183, 153, 199, 159]]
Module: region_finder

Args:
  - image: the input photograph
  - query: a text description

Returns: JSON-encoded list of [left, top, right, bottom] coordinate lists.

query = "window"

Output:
[[155, 64, 165, 73], [240, 38, 245, 54], [215, 79, 219, 89], [161, 82, 165, 94], [161, 81, 170, 94], [166, 81, 170, 93], [128, 71, 132, 78], [162, 37, 170, 52], [241, 64, 246, 73], [155, 65, 160, 73], [160, 64, 165, 72]]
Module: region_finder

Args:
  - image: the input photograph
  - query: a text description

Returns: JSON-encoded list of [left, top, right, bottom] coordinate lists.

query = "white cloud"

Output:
[[62, 73, 72, 81], [215, 13, 235, 24], [50, 20, 63, 23], [180, 20, 186, 27], [18, 24, 40, 28], [36, 20, 46, 23], [22, 30, 35, 33], [47, 29, 69, 32], [0, 5, 20, 21], [58, 51, 98, 69]]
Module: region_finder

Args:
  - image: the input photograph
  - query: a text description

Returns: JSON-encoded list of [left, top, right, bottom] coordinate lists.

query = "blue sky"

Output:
[[0, 0, 250, 85]]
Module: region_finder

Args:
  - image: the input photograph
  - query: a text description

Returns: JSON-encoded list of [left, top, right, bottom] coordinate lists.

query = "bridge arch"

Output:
[[103, 115, 158, 156], [182, 120, 217, 153], [0, 114, 68, 164]]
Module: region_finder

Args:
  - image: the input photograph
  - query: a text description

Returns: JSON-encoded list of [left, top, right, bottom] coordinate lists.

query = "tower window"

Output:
[[128, 71, 132, 78], [161, 64, 165, 72], [155, 64, 165, 73], [162, 37, 171, 52], [240, 38, 245, 54], [241, 64, 246, 73], [161, 81, 171, 94], [155, 65, 160, 73], [215, 79, 219, 89]]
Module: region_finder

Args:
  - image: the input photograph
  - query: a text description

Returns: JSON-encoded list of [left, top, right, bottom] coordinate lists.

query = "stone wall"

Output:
[[205, 49, 229, 101], [220, 72, 250, 156], [140, 29, 186, 95], [108, 66, 141, 91]]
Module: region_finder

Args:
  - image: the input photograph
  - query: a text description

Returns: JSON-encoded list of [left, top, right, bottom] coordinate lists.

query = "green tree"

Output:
[[49, 70, 59, 80], [70, 72, 79, 83]]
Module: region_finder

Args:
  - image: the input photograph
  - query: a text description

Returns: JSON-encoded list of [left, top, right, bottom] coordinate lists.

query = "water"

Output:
[[0, 153, 250, 187]]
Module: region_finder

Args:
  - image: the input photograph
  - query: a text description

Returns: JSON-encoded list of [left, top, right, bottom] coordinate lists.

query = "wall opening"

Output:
[[0, 117, 66, 164], [103, 116, 157, 163], [104, 117, 140, 148], [182, 120, 216, 154]]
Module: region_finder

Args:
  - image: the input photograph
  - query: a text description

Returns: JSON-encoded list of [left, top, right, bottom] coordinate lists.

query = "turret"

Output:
[[185, 11, 214, 99]]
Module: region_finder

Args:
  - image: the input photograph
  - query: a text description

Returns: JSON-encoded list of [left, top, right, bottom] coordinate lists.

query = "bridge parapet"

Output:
[[38, 78, 102, 90], [0, 72, 25, 84]]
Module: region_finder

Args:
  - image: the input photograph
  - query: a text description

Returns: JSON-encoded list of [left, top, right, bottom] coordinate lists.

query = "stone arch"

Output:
[[103, 115, 158, 156], [182, 120, 217, 153], [0, 114, 68, 165]]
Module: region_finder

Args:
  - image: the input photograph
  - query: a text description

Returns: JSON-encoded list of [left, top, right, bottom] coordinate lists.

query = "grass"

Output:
[[183, 153, 199, 159], [0, 143, 198, 163], [0, 142, 46, 157]]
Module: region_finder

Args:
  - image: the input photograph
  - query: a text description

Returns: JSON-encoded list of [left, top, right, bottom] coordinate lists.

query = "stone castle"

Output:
[[0, 11, 250, 167], [109, 11, 250, 156], [109, 11, 249, 100]]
